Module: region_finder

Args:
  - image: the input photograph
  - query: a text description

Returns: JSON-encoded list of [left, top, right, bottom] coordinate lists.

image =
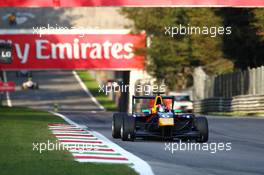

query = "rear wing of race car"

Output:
[[132, 95, 175, 114], [132, 95, 175, 100]]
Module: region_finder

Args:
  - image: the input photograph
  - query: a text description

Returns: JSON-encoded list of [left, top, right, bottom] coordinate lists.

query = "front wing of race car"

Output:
[[132, 113, 206, 141]]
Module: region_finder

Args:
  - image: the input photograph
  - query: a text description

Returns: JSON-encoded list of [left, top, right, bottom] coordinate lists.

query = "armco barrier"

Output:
[[194, 95, 264, 113]]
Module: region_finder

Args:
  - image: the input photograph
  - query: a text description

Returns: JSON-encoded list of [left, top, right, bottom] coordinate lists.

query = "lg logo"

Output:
[[0, 42, 12, 64], [1, 51, 11, 58]]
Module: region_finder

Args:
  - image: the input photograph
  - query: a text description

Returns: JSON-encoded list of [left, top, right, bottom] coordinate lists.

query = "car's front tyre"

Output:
[[195, 116, 209, 143], [121, 114, 135, 141], [21, 84, 27, 90], [112, 113, 123, 138]]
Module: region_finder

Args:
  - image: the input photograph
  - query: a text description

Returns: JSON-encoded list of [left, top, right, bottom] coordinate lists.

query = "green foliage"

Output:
[[219, 8, 264, 69], [121, 8, 233, 90], [121, 8, 264, 90], [251, 9, 264, 41]]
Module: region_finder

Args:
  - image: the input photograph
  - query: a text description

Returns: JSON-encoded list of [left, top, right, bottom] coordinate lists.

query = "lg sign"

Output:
[[0, 33, 145, 70], [1, 50, 11, 58], [0, 42, 12, 64]]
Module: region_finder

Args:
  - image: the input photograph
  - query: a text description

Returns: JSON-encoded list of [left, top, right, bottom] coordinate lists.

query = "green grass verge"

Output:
[[205, 111, 264, 117], [76, 71, 117, 111], [0, 106, 136, 175]]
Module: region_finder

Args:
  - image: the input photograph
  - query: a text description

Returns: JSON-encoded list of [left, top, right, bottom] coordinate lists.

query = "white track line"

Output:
[[3, 71, 12, 107], [72, 71, 105, 111], [50, 111, 154, 175]]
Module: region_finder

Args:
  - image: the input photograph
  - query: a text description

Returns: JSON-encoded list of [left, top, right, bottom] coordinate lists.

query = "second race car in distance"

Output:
[[21, 78, 39, 90]]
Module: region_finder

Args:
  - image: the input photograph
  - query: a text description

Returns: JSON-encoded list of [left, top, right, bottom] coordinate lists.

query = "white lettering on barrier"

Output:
[[36, 40, 49, 59], [0, 38, 135, 64], [15, 43, 30, 64]]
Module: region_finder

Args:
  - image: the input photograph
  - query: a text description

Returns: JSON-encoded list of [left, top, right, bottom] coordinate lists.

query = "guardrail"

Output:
[[194, 95, 264, 113]]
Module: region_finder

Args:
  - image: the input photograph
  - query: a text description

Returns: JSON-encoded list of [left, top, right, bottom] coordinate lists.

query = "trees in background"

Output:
[[121, 8, 264, 90], [219, 8, 264, 69]]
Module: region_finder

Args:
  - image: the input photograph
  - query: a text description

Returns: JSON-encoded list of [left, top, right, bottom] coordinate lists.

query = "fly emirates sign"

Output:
[[0, 34, 145, 70]]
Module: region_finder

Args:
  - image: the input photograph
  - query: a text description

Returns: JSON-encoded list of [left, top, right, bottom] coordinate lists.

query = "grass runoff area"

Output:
[[0, 107, 136, 175], [77, 70, 117, 111]]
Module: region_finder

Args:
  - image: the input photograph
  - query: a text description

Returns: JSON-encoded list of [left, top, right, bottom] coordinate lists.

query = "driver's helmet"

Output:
[[28, 77, 32, 81], [158, 104, 167, 113]]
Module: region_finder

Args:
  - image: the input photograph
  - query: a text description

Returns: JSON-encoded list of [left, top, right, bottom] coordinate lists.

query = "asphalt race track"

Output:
[[4, 71, 264, 175], [4, 71, 100, 112]]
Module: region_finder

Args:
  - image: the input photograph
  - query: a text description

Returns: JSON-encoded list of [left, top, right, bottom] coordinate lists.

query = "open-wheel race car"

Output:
[[21, 78, 39, 90], [112, 93, 208, 142]]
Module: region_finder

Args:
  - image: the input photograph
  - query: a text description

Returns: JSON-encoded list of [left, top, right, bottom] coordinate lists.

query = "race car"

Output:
[[112, 93, 208, 142], [21, 78, 39, 90]]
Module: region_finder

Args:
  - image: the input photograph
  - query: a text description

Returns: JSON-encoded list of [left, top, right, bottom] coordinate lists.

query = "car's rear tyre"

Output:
[[195, 116, 208, 143], [112, 113, 123, 138], [121, 114, 135, 141], [35, 83, 39, 89]]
